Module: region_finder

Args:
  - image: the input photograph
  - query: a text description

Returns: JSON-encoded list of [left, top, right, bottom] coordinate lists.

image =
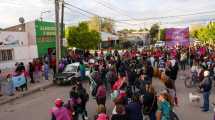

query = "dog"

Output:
[[189, 92, 201, 103]]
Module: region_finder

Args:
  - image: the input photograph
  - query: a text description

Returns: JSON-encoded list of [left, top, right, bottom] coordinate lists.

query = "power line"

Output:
[[162, 18, 215, 25], [118, 10, 215, 21], [64, 1, 215, 29], [64, 2, 135, 26], [92, 0, 137, 20], [65, 6, 92, 18], [133, 17, 215, 27], [64, 2, 99, 16]]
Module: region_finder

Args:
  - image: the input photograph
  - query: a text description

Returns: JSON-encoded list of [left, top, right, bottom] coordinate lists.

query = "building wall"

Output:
[[0, 31, 28, 46], [25, 21, 37, 45], [88, 16, 100, 32], [0, 46, 38, 70], [4, 24, 25, 32], [0, 31, 38, 70]]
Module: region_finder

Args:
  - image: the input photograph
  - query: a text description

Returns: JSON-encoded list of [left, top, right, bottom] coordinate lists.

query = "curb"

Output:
[[0, 82, 54, 105]]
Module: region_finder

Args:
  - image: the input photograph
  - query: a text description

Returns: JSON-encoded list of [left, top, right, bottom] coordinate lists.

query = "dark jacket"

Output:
[[165, 65, 178, 81], [142, 93, 157, 114], [200, 77, 212, 92], [146, 66, 153, 79], [126, 102, 143, 120], [135, 79, 149, 94], [77, 87, 89, 105], [127, 69, 136, 85], [111, 114, 128, 120], [172, 63, 179, 80]]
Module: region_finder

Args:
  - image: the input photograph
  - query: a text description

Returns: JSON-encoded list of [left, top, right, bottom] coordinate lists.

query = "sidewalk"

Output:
[[0, 79, 53, 105]]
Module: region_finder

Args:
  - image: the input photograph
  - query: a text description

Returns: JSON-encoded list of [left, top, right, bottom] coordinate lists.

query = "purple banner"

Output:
[[165, 28, 190, 47]]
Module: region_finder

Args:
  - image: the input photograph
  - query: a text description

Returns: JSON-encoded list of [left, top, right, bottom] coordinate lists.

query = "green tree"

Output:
[[193, 22, 215, 44], [149, 23, 160, 43], [139, 28, 148, 32], [77, 22, 89, 32], [66, 22, 101, 49], [191, 30, 198, 38], [139, 28, 144, 32], [128, 29, 136, 33], [144, 28, 149, 31], [160, 29, 165, 41]]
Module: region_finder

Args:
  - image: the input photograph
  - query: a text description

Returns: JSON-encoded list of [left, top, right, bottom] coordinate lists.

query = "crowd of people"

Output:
[[50, 44, 215, 120], [0, 55, 57, 96]]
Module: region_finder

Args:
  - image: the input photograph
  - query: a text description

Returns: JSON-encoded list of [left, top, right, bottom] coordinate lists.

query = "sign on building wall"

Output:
[[35, 20, 57, 57], [0, 32, 28, 47], [35, 20, 57, 42]]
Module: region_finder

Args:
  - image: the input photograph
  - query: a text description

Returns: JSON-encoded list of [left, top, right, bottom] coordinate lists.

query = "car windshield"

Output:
[[64, 65, 77, 73]]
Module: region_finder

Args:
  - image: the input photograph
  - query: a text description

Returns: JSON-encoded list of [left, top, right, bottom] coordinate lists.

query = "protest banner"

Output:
[[12, 74, 26, 88], [165, 27, 190, 47]]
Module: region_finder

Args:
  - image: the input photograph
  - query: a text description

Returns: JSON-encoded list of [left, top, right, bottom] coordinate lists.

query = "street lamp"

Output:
[[40, 10, 51, 21]]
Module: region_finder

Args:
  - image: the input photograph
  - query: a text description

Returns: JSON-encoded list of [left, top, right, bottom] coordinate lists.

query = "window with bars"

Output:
[[0, 49, 14, 61]]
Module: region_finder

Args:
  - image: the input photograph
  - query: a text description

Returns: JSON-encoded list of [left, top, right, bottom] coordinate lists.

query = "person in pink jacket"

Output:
[[51, 98, 71, 120]]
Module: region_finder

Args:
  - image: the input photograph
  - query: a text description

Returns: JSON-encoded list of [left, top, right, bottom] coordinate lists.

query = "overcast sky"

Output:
[[0, 0, 215, 30]]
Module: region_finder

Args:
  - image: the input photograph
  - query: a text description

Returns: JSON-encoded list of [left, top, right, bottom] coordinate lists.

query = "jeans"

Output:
[[44, 71, 49, 80], [203, 91, 210, 110]]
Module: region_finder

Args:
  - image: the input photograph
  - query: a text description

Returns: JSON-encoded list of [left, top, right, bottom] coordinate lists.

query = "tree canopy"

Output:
[[65, 22, 101, 49], [191, 22, 215, 44], [149, 23, 160, 43], [160, 29, 165, 41]]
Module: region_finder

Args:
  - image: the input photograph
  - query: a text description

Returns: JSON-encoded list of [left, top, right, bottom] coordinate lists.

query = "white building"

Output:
[[0, 31, 38, 70]]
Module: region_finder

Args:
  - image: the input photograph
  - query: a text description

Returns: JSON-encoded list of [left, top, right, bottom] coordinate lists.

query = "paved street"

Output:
[[0, 70, 214, 120]]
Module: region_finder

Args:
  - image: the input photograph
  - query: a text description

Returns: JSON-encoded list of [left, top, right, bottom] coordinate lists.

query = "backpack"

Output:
[[96, 113, 109, 120]]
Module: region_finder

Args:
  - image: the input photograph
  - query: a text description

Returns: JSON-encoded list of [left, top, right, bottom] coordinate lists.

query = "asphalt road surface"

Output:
[[0, 70, 214, 120]]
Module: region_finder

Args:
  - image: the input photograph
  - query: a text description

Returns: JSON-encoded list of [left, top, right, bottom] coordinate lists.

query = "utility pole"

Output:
[[60, 0, 64, 58], [55, 0, 60, 73]]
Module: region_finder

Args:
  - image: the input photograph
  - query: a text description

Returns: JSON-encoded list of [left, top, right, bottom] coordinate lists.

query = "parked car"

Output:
[[53, 62, 90, 85], [155, 41, 165, 48]]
